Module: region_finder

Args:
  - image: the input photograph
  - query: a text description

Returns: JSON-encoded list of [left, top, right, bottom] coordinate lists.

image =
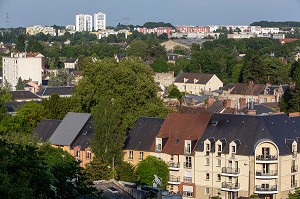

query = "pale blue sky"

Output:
[[0, 0, 299, 28]]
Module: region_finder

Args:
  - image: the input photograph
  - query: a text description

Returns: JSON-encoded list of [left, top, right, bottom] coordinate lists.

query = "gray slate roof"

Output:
[[10, 91, 41, 101], [36, 86, 74, 97], [50, 112, 92, 146], [33, 119, 62, 142], [195, 113, 300, 156], [124, 117, 164, 151]]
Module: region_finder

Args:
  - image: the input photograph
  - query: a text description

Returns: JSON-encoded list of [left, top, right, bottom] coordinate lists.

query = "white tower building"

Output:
[[94, 12, 106, 31], [75, 14, 92, 32]]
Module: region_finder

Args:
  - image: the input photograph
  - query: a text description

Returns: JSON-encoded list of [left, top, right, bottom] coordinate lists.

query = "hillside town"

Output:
[[2, 7, 300, 199]]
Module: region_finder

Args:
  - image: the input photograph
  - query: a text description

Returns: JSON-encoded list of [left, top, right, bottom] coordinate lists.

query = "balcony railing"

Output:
[[222, 167, 240, 175], [291, 165, 298, 173], [155, 145, 162, 152], [184, 162, 192, 169], [183, 191, 193, 197], [292, 180, 298, 188], [184, 147, 191, 155], [169, 175, 180, 182], [255, 170, 278, 176], [184, 176, 192, 183], [168, 162, 180, 169], [256, 155, 278, 161], [222, 182, 240, 190], [255, 185, 277, 192]]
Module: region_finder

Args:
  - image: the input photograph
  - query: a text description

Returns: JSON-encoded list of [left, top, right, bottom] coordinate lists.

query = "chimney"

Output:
[[224, 98, 231, 108], [239, 98, 246, 109], [247, 109, 257, 115]]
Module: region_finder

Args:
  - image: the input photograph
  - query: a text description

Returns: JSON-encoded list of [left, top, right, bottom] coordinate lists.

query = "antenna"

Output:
[[5, 13, 11, 31]]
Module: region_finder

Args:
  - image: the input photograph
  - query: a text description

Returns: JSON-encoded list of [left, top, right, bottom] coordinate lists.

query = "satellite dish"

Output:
[[153, 174, 162, 188]]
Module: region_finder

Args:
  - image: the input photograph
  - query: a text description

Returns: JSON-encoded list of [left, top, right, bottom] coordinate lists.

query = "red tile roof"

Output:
[[230, 83, 265, 95], [153, 113, 211, 155], [279, 38, 298, 43]]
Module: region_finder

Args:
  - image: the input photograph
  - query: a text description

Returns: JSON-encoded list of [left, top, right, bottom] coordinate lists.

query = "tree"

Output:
[[136, 156, 169, 188], [151, 58, 169, 72], [48, 68, 73, 86], [115, 161, 138, 182], [74, 58, 168, 128], [168, 86, 182, 101], [91, 97, 125, 164], [15, 77, 24, 90], [126, 39, 148, 59], [288, 187, 300, 199]]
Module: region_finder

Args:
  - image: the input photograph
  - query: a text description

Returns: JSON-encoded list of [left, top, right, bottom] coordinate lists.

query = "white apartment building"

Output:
[[2, 52, 45, 90], [76, 14, 92, 32], [94, 12, 106, 31]]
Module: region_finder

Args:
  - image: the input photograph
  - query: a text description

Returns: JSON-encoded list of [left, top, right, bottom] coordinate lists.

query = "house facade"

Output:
[[174, 73, 223, 95]]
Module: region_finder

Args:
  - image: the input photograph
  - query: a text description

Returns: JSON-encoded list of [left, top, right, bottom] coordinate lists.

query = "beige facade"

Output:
[[123, 150, 151, 165], [154, 71, 174, 88], [195, 139, 298, 199]]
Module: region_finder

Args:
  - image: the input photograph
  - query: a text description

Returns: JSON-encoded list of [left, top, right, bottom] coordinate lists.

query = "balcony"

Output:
[[184, 176, 192, 183], [255, 170, 278, 178], [221, 182, 240, 191], [184, 162, 192, 169], [291, 180, 298, 188], [168, 162, 180, 171], [184, 147, 192, 155], [255, 185, 277, 194], [155, 145, 162, 152], [291, 165, 298, 173], [168, 175, 180, 185], [256, 155, 278, 162], [221, 167, 240, 176]]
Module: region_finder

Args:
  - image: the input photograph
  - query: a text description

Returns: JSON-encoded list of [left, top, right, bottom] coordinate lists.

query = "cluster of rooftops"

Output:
[[33, 111, 300, 157]]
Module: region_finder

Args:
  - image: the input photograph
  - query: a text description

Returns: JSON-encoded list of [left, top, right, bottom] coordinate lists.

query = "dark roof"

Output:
[[155, 113, 211, 155], [124, 117, 164, 151], [4, 101, 41, 113], [230, 83, 265, 95], [36, 86, 74, 97], [239, 104, 274, 115], [264, 85, 289, 95], [71, 121, 94, 149], [261, 102, 279, 109], [65, 58, 77, 63], [32, 119, 62, 142], [10, 91, 41, 101], [24, 83, 33, 88], [175, 73, 214, 84], [50, 112, 92, 146], [183, 94, 210, 104], [206, 100, 224, 113], [194, 113, 300, 155], [223, 84, 236, 91]]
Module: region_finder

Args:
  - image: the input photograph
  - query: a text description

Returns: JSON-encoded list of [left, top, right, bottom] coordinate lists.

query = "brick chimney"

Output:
[[224, 98, 231, 108], [239, 98, 246, 109]]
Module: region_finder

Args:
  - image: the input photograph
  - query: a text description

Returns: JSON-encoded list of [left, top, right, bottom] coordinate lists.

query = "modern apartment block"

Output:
[[76, 14, 93, 32], [94, 12, 106, 31], [2, 52, 45, 90], [194, 113, 300, 199]]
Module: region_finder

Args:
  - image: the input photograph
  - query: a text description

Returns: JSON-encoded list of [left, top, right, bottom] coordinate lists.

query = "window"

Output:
[[206, 144, 210, 151], [217, 174, 221, 182], [86, 151, 92, 159], [206, 173, 210, 180], [231, 145, 236, 153], [76, 150, 80, 158], [185, 141, 191, 154], [205, 187, 210, 195], [217, 144, 222, 151], [185, 156, 192, 168], [228, 177, 232, 182], [128, 151, 133, 160], [170, 155, 174, 161], [205, 158, 210, 166], [217, 159, 221, 167], [139, 152, 144, 161], [228, 160, 232, 168], [262, 147, 270, 156]]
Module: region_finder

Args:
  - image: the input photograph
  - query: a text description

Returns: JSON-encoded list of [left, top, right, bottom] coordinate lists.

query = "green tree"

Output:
[[126, 39, 148, 59], [288, 187, 300, 199], [168, 86, 182, 101], [151, 58, 170, 72], [116, 161, 138, 182], [48, 68, 73, 86], [16, 77, 24, 90], [136, 156, 169, 188], [91, 98, 125, 164]]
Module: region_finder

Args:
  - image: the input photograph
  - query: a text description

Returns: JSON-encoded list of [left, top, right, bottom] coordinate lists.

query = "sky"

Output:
[[0, 0, 300, 28]]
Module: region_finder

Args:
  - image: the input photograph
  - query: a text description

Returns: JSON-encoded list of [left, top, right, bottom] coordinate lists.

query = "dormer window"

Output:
[[231, 146, 236, 153], [185, 140, 192, 154], [217, 144, 222, 156], [206, 143, 210, 156]]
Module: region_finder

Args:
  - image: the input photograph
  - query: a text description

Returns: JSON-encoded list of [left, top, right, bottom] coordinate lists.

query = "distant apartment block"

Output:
[[76, 14, 93, 32], [94, 12, 106, 31], [2, 52, 45, 90], [26, 25, 63, 36], [154, 71, 174, 88], [134, 27, 174, 37], [176, 26, 211, 33]]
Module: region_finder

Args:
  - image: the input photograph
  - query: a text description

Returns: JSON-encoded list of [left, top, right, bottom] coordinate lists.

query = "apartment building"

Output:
[[150, 113, 211, 198], [94, 12, 106, 31], [194, 113, 300, 199], [76, 14, 93, 32], [174, 73, 223, 94], [2, 52, 45, 90]]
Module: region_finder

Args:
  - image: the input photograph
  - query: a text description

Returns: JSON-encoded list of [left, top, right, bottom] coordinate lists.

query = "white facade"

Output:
[[2, 53, 44, 90], [94, 12, 106, 31], [76, 14, 92, 32]]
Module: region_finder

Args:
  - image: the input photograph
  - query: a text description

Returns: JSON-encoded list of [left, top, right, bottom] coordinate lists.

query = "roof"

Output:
[[36, 86, 74, 97], [124, 117, 164, 151], [194, 113, 300, 155], [264, 85, 289, 95], [4, 101, 41, 113], [50, 112, 92, 146], [229, 83, 265, 95], [65, 58, 77, 63], [223, 84, 236, 91], [10, 91, 41, 101], [71, 121, 94, 149], [239, 104, 274, 115], [206, 100, 225, 113], [183, 94, 210, 104], [33, 119, 62, 142], [279, 38, 298, 43], [175, 73, 214, 84], [155, 113, 211, 155]]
